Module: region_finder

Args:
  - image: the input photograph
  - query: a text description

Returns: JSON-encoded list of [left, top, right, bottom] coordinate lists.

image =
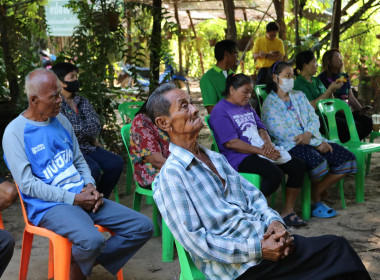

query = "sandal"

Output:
[[311, 202, 338, 218], [282, 212, 307, 227]]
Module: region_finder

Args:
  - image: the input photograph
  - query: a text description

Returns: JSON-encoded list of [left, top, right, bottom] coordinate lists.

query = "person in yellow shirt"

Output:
[[253, 22, 285, 85]]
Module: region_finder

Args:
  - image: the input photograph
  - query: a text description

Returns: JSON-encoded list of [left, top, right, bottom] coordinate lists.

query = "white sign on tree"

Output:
[[45, 0, 79, 36]]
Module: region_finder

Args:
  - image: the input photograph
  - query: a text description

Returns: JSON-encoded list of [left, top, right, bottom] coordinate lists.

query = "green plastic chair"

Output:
[[318, 99, 380, 203], [121, 124, 174, 262], [118, 101, 145, 195], [254, 84, 268, 112], [365, 131, 380, 174], [118, 101, 145, 124], [174, 237, 206, 280], [251, 89, 344, 212]]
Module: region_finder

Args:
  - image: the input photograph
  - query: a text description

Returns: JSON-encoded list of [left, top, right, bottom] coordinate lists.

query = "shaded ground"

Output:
[[2, 80, 380, 279]]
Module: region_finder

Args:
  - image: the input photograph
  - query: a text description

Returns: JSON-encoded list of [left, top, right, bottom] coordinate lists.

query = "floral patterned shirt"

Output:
[[130, 113, 170, 187], [261, 90, 326, 151]]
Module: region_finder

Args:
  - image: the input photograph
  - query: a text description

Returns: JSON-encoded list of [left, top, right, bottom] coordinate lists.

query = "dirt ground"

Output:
[[2, 81, 380, 279]]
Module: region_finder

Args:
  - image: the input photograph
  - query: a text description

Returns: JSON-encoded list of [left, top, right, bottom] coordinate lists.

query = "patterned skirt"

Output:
[[289, 143, 357, 180]]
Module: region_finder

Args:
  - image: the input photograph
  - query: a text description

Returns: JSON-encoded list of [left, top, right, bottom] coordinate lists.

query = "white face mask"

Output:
[[277, 76, 294, 93]]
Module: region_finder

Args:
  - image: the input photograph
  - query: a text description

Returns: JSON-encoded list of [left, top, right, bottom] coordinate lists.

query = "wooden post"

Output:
[[330, 0, 342, 49], [242, 8, 247, 21], [186, 10, 204, 74], [174, 2, 183, 74], [222, 0, 237, 41], [149, 0, 162, 93], [294, 0, 301, 46]]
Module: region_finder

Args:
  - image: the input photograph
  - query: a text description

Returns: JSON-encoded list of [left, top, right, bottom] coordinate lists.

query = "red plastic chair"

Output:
[[16, 184, 123, 280]]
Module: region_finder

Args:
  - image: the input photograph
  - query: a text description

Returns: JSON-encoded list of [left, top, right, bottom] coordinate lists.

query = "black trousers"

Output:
[[319, 111, 373, 143], [237, 235, 371, 280], [0, 229, 15, 277], [237, 154, 306, 197]]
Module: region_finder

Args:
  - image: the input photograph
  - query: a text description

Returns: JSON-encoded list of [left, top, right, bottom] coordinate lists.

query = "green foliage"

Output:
[[236, 21, 259, 38], [196, 18, 226, 41], [0, 0, 48, 108], [62, 0, 127, 153]]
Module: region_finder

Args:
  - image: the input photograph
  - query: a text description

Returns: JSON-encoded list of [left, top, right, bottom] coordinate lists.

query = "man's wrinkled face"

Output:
[[34, 76, 62, 119], [164, 89, 203, 135]]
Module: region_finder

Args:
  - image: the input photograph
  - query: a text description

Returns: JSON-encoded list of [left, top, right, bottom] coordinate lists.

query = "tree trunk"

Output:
[[273, 0, 286, 41], [174, 3, 183, 75], [222, 0, 237, 41], [319, 0, 378, 46], [0, 6, 20, 106], [330, 0, 342, 49], [294, 0, 301, 46], [149, 0, 162, 94]]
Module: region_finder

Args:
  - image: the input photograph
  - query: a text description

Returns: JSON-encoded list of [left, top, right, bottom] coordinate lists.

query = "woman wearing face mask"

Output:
[[52, 62, 124, 199], [210, 73, 308, 227], [261, 61, 357, 218]]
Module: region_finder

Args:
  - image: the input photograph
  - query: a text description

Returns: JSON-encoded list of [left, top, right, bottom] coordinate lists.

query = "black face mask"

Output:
[[63, 80, 80, 93]]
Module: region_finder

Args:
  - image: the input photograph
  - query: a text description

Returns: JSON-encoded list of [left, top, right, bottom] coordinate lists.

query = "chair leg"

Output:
[[52, 236, 72, 280], [365, 153, 372, 175], [162, 221, 174, 263], [355, 155, 366, 203], [301, 176, 311, 221], [19, 231, 34, 280], [48, 240, 54, 279], [116, 268, 124, 280], [114, 186, 120, 203], [152, 203, 161, 237], [133, 192, 142, 212], [337, 179, 346, 209]]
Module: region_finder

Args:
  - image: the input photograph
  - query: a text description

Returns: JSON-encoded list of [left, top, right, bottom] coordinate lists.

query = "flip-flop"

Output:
[[282, 212, 307, 227], [312, 202, 338, 218]]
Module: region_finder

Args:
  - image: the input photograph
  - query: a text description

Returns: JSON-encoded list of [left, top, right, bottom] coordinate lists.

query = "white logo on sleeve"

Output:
[[31, 144, 46, 155]]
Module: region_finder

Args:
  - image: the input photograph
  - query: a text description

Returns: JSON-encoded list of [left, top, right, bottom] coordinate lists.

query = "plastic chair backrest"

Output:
[[317, 98, 361, 144], [254, 85, 268, 111], [121, 124, 133, 168], [118, 101, 145, 124], [204, 115, 220, 153]]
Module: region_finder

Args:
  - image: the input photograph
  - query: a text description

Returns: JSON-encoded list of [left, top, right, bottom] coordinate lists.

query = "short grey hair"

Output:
[[25, 68, 60, 99], [146, 83, 177, 124]]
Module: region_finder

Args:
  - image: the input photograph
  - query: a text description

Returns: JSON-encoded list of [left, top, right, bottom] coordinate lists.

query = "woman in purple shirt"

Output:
[[210, 74, 307, 227]]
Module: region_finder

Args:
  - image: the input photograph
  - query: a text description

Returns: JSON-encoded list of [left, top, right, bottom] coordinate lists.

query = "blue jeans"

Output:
[[39, 199, 153, 276], [84, 147, 124, 198]]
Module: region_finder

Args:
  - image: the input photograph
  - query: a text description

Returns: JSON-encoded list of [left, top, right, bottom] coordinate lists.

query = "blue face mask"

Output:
[[64, 80, 80, 93]]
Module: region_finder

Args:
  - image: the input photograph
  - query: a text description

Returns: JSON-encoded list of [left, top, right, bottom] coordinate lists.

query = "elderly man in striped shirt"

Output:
[[147, 83, 371, 280]]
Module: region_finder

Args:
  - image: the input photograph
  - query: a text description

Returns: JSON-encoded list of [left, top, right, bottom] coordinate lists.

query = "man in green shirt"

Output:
[[200, 40, 238, 114]]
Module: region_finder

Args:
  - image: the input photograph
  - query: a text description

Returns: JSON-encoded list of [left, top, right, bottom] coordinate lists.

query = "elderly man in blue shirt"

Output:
[[147, 83, 371, 280]]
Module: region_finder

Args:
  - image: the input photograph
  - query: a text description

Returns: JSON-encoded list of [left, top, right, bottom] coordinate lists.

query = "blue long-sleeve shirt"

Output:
[[153, 143, 283, 280], [2, 113, 94, 225]]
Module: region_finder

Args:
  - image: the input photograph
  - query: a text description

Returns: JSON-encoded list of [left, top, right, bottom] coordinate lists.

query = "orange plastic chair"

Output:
[[0, 212, 4, 229], [16, 184, 123, 280]]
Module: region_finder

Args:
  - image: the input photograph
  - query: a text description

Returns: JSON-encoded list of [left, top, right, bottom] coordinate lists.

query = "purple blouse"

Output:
[[209, 99, 266, 170]]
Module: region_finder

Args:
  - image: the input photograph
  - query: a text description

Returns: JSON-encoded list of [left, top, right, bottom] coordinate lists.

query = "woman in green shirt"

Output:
[[293, 50, 355, 143]]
